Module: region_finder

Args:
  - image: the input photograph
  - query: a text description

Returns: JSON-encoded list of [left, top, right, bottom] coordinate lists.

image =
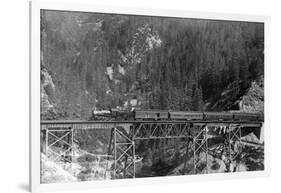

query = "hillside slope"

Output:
[[40, 10, 264, 120]]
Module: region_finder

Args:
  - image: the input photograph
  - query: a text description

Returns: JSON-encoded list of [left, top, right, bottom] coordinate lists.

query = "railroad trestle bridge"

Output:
[[41, 120, 263, 179]]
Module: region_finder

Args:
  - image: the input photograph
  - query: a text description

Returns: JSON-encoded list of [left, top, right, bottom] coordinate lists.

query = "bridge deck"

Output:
[[40, 120, 262, 130]]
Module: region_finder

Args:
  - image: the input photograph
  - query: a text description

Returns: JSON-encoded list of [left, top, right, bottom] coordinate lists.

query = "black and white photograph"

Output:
[[40, 9, 264, 184]]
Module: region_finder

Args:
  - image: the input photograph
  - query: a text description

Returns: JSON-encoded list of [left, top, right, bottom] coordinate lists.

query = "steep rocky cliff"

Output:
[[205, 76, 264, 113]]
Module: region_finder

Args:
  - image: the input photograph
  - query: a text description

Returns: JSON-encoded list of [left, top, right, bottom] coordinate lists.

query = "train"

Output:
[[133, 110, 264, 122], [92, 109, 264, 122]]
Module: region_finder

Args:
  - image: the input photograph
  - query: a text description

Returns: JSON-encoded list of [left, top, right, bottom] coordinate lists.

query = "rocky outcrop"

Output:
[[238, 76, 264, 113], [40, 65, 57, 119], [206, 76, 264, 113]]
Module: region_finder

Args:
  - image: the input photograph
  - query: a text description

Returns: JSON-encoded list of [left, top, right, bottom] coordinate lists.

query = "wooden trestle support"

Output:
[[109, 126, 135, 179], [41, 121, 260, 179], [41, 124, 74, 164]]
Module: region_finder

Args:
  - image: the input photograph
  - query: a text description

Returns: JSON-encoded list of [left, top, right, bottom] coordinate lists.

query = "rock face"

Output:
[[238, 76, 264, 113], [206, 76, 264, 113], [40, 65, 56, 119]]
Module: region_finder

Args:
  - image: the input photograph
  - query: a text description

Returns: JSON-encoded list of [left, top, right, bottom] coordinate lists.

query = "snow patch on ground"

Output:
[[106, 66, 113, 80], [124, 99, 141, 110], [106, 88, 111, 94], [145, 32, 162, 50], [118, 64, 126, 75], [118, 24, 162, 69], [134, 24, 162, 51], [41, 154, 77, 184]]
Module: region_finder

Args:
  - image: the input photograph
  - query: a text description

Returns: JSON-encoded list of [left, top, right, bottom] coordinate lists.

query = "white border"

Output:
[[30, 0, 270, 192]]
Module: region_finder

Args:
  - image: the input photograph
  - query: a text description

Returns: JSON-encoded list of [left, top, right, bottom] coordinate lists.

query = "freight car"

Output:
[[169, 111, 204, 120], [134, 110, 169, 120], [233, 112, 259, 121], [203, 112, 234, 121], [133, 110, 263, 122]]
